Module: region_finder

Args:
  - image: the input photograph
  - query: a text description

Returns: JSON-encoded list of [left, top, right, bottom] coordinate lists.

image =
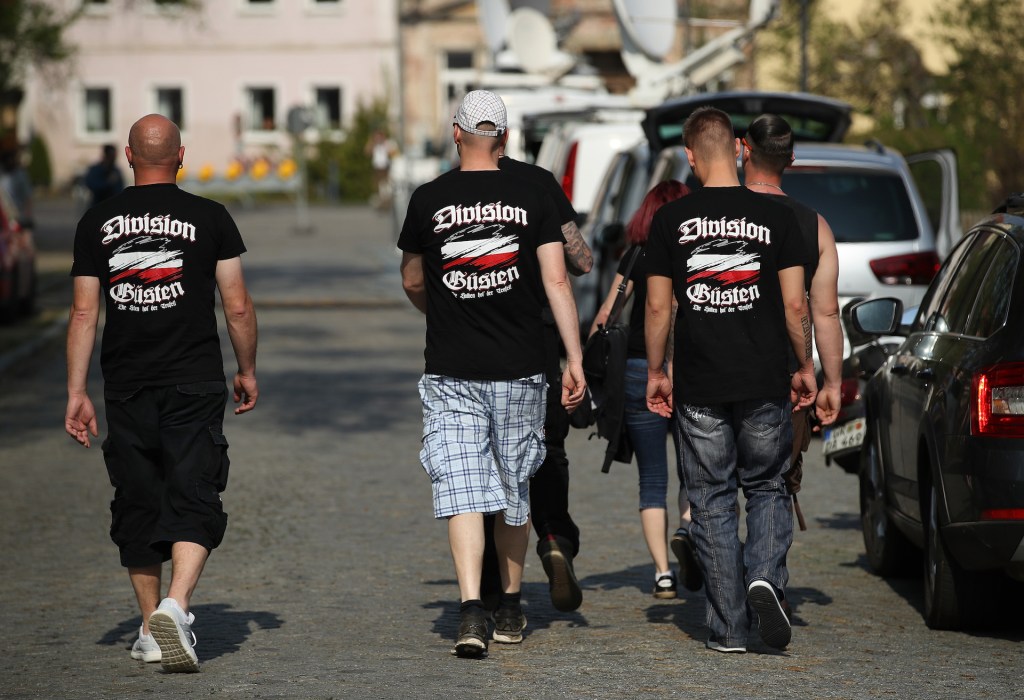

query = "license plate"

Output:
[[822, 419, 867, 458]]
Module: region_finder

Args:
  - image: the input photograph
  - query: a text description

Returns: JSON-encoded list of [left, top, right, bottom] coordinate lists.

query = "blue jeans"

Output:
[[624, 358, 683, 510], [675, 398, 793, 648]]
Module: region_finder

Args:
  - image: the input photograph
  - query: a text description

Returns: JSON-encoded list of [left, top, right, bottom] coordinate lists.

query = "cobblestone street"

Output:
[[1, 201, 1020, 699]]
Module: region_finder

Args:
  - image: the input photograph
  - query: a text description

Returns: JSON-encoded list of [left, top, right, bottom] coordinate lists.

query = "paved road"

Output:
[[1, 200, 1020, 699]]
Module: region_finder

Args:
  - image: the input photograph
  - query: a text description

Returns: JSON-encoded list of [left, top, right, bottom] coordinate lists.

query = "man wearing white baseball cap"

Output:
[[399, 89, 586, 658]]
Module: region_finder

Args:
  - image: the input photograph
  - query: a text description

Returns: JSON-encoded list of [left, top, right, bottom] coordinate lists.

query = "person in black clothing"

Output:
[[589, 179, 703, 598], [66, 114, 259, 673], [398, 90, 586, 658], [479, 152, 593, 614], [645, 106, 816, 653], [84, 143, 125, 207]]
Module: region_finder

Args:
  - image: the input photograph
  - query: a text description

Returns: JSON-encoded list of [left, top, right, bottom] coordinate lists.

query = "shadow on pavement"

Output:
[[98, 603, 283, 662]]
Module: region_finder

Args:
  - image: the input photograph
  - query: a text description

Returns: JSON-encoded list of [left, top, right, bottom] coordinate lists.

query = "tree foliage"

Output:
[[762, 0, 1023, 210], [0, 0, 82, 98], [308, 97, 391, 203]]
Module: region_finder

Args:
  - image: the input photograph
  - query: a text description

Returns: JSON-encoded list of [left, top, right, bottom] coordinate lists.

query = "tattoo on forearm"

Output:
[[801, 315, 812, 361], [562, 222, 592, 275]]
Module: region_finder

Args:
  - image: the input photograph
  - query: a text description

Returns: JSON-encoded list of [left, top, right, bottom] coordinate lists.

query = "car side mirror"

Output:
[[851, 297, 904, 336]]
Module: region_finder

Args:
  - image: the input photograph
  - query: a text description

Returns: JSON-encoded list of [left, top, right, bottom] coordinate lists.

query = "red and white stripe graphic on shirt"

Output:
[[108, 249, 184, 284], [441, 232, 519, 271], [687, 249, 760, 286]]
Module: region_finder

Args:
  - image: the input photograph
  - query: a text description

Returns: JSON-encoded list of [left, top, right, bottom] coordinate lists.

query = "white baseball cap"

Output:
[[453, 90, 507, 137]]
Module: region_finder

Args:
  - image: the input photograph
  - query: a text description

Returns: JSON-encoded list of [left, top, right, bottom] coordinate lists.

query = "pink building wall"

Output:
[[26, 0, 399, 186]]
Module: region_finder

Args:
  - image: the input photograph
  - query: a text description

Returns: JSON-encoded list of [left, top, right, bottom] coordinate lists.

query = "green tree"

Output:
[[934, 0, 1024, 208], [0, 1, 82, 99], [308, 97, 390, 203]]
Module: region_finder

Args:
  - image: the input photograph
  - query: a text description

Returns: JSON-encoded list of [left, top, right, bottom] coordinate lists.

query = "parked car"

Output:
[[534, 116, 644, 222], [572, 138, 649, 332], [0, 186, 36, 321], [853, 193, 1024, 630]]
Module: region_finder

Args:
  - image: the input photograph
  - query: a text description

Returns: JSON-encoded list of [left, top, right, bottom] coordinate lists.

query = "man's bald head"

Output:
[[128, 114, 181, 166]]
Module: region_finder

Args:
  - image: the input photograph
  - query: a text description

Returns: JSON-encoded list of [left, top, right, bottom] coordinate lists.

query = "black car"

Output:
[[852, 194, 1024, 630]]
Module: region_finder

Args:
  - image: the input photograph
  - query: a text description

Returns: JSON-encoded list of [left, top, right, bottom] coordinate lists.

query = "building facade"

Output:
[[25, 0, 400, 187]]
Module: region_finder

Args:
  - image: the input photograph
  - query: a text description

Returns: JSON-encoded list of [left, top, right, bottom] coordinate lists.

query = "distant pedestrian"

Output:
[[398, 90, 586, 658], [65, 114, 258, 673], [0, 146, 33, 226], [645, 106, 816, 653], [84, 143, 125, 207], [589, 179, 704, 598], [366, 129, 396, 209]]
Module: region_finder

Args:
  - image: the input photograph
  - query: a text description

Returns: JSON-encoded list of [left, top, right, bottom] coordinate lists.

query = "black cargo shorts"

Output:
[[102, 381, 230, 568]]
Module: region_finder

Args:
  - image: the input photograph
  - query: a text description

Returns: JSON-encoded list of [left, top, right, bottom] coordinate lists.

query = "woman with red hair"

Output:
[[589, 179, 702, 598]]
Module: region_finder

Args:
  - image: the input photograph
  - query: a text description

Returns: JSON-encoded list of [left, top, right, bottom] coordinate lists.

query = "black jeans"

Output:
[[482, 321, 580, 593]]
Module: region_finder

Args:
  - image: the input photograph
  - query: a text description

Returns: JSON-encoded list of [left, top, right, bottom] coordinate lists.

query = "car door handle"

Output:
[[915, 368, 935, 380], [890, 364, 909, 376]]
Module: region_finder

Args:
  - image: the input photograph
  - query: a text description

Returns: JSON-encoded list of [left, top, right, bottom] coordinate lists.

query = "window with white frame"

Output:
[[313, 87, 342, 130], [245, 87, 276, 131], [83, 87, 113, 134], [154, 87, 185, 130]]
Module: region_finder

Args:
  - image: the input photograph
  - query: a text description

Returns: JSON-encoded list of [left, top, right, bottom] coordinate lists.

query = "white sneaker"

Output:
[[130, 625, 161, 662], [148, 598, 199, 673], [706, 638, 747, 653]]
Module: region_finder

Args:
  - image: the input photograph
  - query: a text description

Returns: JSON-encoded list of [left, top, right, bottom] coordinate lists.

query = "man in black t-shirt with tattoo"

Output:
[[66, 114, 258, 673], [398, 90, 585, 658]]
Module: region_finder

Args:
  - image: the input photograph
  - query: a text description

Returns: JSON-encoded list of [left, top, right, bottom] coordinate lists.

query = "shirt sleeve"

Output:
[[70, 216, 100, 278], [216, 205, 247, 260], [645, 209, 674, 278], [540, 169, 577, 225], [396, 188, 423, 254], [774, 208, 810, 271], [534, 191, 564, 247]]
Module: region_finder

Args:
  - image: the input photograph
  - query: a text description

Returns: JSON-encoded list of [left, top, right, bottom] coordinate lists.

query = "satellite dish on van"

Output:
[[508, 6, 563, 74], [611, 0, 676, 62], [478, 0, 512, 55]]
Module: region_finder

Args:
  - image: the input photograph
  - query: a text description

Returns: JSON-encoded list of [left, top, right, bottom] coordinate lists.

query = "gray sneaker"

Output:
[[148, 598, 199, 672], [129, 625, 161, 663]]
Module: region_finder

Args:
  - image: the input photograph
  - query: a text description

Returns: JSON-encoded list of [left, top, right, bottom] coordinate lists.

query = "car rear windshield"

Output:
[[780, 170, 919, 243]]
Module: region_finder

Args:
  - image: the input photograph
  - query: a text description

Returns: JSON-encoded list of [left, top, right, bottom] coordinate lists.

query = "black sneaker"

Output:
[[491, 604, 527, 644], [747, 579, 792, 650], [451, 608, 488, 658], [671, 528, 704, 592], [653, 573, 677, 599], [537, 535, 583, 612]]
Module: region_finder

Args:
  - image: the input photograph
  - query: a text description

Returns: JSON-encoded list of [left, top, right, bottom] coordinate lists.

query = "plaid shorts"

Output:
[[417, 373, 546, 525]]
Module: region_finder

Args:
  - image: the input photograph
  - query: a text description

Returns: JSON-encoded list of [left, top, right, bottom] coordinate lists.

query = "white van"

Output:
[[534, 116, 644, 223]]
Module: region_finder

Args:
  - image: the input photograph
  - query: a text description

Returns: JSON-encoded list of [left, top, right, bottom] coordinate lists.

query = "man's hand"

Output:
[[815, 383, 841, 427], [233, 372, 259, 414], [790, 369, 817, 411], [646, 367, 673, 418], [561, 360, 586, 413], [65, 393, 98, 447]]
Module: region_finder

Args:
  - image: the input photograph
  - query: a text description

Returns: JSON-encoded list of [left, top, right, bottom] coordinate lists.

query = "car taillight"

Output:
[[981, 509, 1024, 520], [839, 377, 860, 407], [869, 252, 940, 285], [972, 362, 1024, 437], [561, 142, 578, 203]]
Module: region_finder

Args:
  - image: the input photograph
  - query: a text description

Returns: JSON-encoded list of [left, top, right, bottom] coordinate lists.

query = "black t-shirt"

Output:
[[763, 193, 819, 291], [499, 156, 577, 226], [397, 168, 564, 380], [615, 244, 649, 359], [646, 186, 809, 406], [71, 183, 246, 391]]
